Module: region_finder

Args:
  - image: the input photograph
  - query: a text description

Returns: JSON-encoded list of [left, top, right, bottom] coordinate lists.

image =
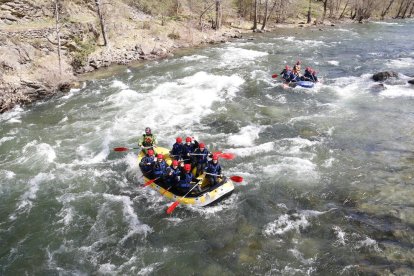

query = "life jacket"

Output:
[[171, 143, 184, 158], [166, 166, 181, 184], [183, 143, 196, 155], [140, 155, 155, 172], [282, 70, 292, 81], [142, 134, 154, 147], [153, 160, 167, 177], [293, 64, 301, 76], [193, 148, 209, 164], [205, 161, 221, 175], [179, 172, 196, 188]]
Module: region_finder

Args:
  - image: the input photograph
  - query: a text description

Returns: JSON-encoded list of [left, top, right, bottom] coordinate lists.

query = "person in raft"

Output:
[[166, 160, 181, 187], [292, 60, 302, 77], [182, 136, 198, 164], [192, 142, 211, 177], [138, 127, 157, 154], [152, 154, 167, 181], [139, 149, 156, 177], [204, 154, 223, 187], [170, 137, 185, 161], [178, 164, 201, 193]]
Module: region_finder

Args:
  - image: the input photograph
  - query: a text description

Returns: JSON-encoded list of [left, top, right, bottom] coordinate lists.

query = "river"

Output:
[[1, 20, 414, 275]]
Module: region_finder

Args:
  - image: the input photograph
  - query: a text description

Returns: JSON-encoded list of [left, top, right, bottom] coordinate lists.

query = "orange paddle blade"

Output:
[[166, 201, 180, 214], [113, 147, 129, 152], [230, 176, 243, 183], [219, 153, 236, 160]]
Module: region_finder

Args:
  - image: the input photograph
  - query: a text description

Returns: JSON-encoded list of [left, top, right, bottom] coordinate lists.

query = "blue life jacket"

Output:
[[183, 143, 196, 156], [205, 161, 222, 175], [282, 69, 292, 81], [171, 142, 185, 159], [153, 160, 167, 178], [193, 148, 210, 164], [140, 156, 155, 172], [166, 165, 181, 184], [289, 72, 299, 82], [179, 172, 197, 188]]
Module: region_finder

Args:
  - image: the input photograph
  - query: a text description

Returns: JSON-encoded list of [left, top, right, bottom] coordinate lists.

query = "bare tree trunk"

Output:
[[395, 0, 407, 18], [200, 2, 215, 31], [307, 0, 312, 23], [215, 0, 222, 30], [261, 0, 268, 30], [339, 0, 349, 19], [266, 0, 278, 22], [401, 0, 413, 18], [95, 0, 108, 46], [253, 0, 258, 29], [54, 0, 62, 75], [322, 0, 329, 22], [409, 1, 414, 17], [381, 0, 396, 19]]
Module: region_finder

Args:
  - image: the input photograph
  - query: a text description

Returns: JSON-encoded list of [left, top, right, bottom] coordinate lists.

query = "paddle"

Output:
[[114, 146, 152, 152], [142, 177, 159, 188], [271, 74, 278, 78], [205, 173, 244, 183], [166, 182, 201, 214], [161, 186, 173, 195], [218, 153, 235, 160]]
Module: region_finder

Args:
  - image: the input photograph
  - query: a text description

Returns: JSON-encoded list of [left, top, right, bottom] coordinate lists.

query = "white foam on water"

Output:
[[263, 213, 310, 236], [219, 47, 268, 68], [385, 57, 414, 68], [1, 170, 16, 179], [112, 72, 245, 141], [0, 136, 14, 145], [13, 172, 55, 215], [103, 194, 152, 240], [263, 209, 331, 237], [98, 263, 117, 274], [227, 125, 264, 147], [19, 141, 57, 165], [355, 237, 381, 252], [0, 105, 24, 124], [137, 262, 162, 275], [111, 80, 129, 90], [327, 60, 339, 66], [229, 142, 275, 157], [379, 84, 414, 98], [329, 74, 372, 99], [333, 226, 347, 246], [289, 248, 316, 265], [180, 55, 208, 61], [262, 157, 318, 182]]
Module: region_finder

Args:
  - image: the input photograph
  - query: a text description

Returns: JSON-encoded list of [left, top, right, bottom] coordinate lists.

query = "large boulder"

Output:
[[408, 79, 414, 85], [372, 71, 398, 82]]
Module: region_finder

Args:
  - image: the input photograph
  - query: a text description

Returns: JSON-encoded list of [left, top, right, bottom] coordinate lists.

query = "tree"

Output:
[[307, 0, 312, 23], [261, 0, 269, 29], [215, 0, 222, 29], [95, 0, 108, 46], [252, 0, 258, 29]]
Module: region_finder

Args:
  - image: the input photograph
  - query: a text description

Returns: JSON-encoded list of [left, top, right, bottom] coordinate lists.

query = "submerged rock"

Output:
[[408, 79, 414, 85], [372, 71, 398, 82]]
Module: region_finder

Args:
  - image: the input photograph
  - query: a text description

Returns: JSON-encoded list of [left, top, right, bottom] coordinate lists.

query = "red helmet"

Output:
[[305, 66, 311, 71], [199, 143, 205, 149], [185, 137, 192, 143], [212, 154, 219, 161], [147, 149, 154, 156], [184, 164, 191, 171], [145, 127, 151, 134], [172, 160, 178, 166], [176, 137, 182, 143], [157, 154, 163, 159], [285, 65, 290, 70]]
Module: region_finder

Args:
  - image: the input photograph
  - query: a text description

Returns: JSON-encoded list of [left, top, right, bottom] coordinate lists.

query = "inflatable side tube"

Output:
[[297, 81, 314, 88]]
